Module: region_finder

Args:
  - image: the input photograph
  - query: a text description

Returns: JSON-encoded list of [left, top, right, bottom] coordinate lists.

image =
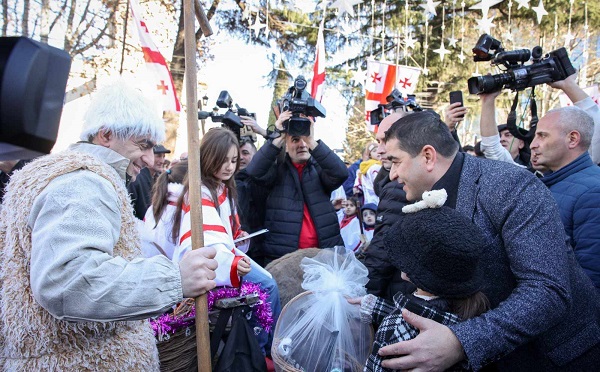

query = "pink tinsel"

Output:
[[151, 281, 273, 339]]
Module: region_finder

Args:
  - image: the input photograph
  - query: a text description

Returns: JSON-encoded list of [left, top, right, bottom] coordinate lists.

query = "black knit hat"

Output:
[[384, 206, 486, 298]]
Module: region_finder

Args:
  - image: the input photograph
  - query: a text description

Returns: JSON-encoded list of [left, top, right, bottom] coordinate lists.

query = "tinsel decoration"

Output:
[[151, 281, 274, 340]]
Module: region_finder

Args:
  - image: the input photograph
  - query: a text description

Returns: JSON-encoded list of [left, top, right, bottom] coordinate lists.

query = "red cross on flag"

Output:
[[396, 65, 421, 95], [311, 17, 326, 103], [364, 60, 421, 131], [130, 0, 181, 112]]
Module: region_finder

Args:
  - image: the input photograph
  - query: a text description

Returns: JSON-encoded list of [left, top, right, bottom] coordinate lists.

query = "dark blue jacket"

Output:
[[246, 140, 347, 263], [540, 152, 600, 291], [447, 155, 600, 370]]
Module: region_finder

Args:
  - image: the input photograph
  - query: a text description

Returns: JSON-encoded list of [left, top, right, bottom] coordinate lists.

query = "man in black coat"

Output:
[[127, 144, 170, 219], [246, 112, 347, 264], [363, 112, 415, 299]]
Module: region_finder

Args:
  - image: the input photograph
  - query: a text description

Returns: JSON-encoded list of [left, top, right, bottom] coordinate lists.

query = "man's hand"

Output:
[[275, 110, 292, 131], [444, 102, 468, 130], [179, 247, 218, 298], [379, 309, 466, 371], [547, 71, 577, 90], [548, 71, 588, 103], [236, 257, 251, 277], [240, 115, 267, 137], [304, 115, 318, 150]]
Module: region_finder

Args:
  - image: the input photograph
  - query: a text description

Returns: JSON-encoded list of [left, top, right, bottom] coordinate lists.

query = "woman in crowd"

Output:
[[172, 127, 281, 355]]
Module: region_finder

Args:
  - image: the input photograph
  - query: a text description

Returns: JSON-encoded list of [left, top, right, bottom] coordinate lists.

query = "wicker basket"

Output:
[[154, 297, 232, 372], [157, 325, 198, 372]]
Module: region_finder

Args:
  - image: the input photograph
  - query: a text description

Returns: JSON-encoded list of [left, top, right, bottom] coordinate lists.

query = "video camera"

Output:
[[279, 75, 326, 137], [369, 89, 422, 126], [1, 37, 71, 160], [467, 34, 576, 94], [198, 90, 256, 141]]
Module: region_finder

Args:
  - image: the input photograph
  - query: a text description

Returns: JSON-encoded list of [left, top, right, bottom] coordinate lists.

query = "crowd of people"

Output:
[[0, 71, 599, 371]]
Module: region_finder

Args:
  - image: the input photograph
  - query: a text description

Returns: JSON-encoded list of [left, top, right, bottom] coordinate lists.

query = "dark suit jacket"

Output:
[[448, 155, 600, 370]]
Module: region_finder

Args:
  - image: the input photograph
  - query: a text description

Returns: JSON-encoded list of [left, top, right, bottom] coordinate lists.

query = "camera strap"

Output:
[[506, 88, 538, 143]]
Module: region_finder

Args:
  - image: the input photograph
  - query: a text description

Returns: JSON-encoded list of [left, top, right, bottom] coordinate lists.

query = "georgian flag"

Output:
[[130, 0, 181, 112], [311, 17, 326, 102], [364, 60, 421, 131]]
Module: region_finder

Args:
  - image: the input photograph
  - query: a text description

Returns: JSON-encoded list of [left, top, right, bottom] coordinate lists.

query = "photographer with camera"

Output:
[[245, 108, 347, 264], [477, 90, 532, 169]]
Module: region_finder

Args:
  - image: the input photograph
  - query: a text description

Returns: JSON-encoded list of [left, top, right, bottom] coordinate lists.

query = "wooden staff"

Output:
[[183, 0, 212, 371]]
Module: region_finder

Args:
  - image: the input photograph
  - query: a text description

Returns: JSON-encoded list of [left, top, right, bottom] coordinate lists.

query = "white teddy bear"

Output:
[[402, 189, 448, 214]]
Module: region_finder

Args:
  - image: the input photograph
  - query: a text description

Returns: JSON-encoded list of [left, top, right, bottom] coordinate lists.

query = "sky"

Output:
[[54, 24, 349, 159]]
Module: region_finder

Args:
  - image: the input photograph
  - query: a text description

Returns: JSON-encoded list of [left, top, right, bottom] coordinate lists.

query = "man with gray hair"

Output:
[[531, 106, 600, 291], [0, 81, 217, 370]]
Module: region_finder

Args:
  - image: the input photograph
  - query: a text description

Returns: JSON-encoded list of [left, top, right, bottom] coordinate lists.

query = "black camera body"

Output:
[[198, 90, 255, 140], [369, 89, 422, 126], [467, 34, 576, 94], [279, 76, 326, 137]]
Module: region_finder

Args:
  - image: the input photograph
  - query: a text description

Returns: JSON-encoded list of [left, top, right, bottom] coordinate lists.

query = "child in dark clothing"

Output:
[[350, 190, 490, 372]]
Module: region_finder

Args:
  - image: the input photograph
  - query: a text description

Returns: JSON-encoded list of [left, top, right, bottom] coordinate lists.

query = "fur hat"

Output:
[[384, 190, 486, 298], [80, 80, 165, 143]]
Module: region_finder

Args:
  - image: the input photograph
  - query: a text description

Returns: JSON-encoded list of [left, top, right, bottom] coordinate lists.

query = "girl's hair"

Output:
[[172, 127, 240, 242], [150, 160, 188, 227], [346, 196, 360, 211], [447, 291, 491, 320]]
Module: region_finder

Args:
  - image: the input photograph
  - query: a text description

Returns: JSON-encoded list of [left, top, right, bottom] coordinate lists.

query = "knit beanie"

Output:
[[384, 189, 486, 298]]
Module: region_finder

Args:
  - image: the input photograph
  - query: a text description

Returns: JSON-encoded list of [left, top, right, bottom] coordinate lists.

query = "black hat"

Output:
[[384, 206, 486, 298], [153, 144, 171, 154]]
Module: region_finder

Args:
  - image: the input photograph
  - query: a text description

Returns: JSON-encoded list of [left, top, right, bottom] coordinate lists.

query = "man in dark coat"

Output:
[[127, 144, 170, 219], [378, 111, 600, 371], [363, 112, 414, 299], [246, 112, 347, 264], [235, 138, 269, 266]]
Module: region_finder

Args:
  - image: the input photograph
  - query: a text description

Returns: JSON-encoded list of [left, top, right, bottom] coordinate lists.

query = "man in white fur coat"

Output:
[[0, 81, 217, 371]]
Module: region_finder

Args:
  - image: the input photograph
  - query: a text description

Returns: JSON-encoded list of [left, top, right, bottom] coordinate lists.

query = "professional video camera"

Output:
[[369, 89, 423, 126], [198, 90, 256, 140], [467, 34, 575, 95], [1, 37, 71, 160], [279, 75, 326, 137]]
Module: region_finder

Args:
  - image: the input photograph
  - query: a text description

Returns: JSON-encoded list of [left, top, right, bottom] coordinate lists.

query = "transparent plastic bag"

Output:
[[272, 247, 373, 372]]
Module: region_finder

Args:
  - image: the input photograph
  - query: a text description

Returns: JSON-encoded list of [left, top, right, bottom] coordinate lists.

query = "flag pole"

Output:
[[183, 0, 211, 371]]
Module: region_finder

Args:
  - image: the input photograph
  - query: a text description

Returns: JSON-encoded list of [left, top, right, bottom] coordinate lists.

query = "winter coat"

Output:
[[364, 167, 414, 299], [540, 152, 600, 291], [246, 140, 347, 262], [448, 155, 600, 371]]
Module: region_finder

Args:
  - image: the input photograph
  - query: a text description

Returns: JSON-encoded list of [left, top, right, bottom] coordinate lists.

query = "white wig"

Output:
[[80, 80, 166, 143]]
